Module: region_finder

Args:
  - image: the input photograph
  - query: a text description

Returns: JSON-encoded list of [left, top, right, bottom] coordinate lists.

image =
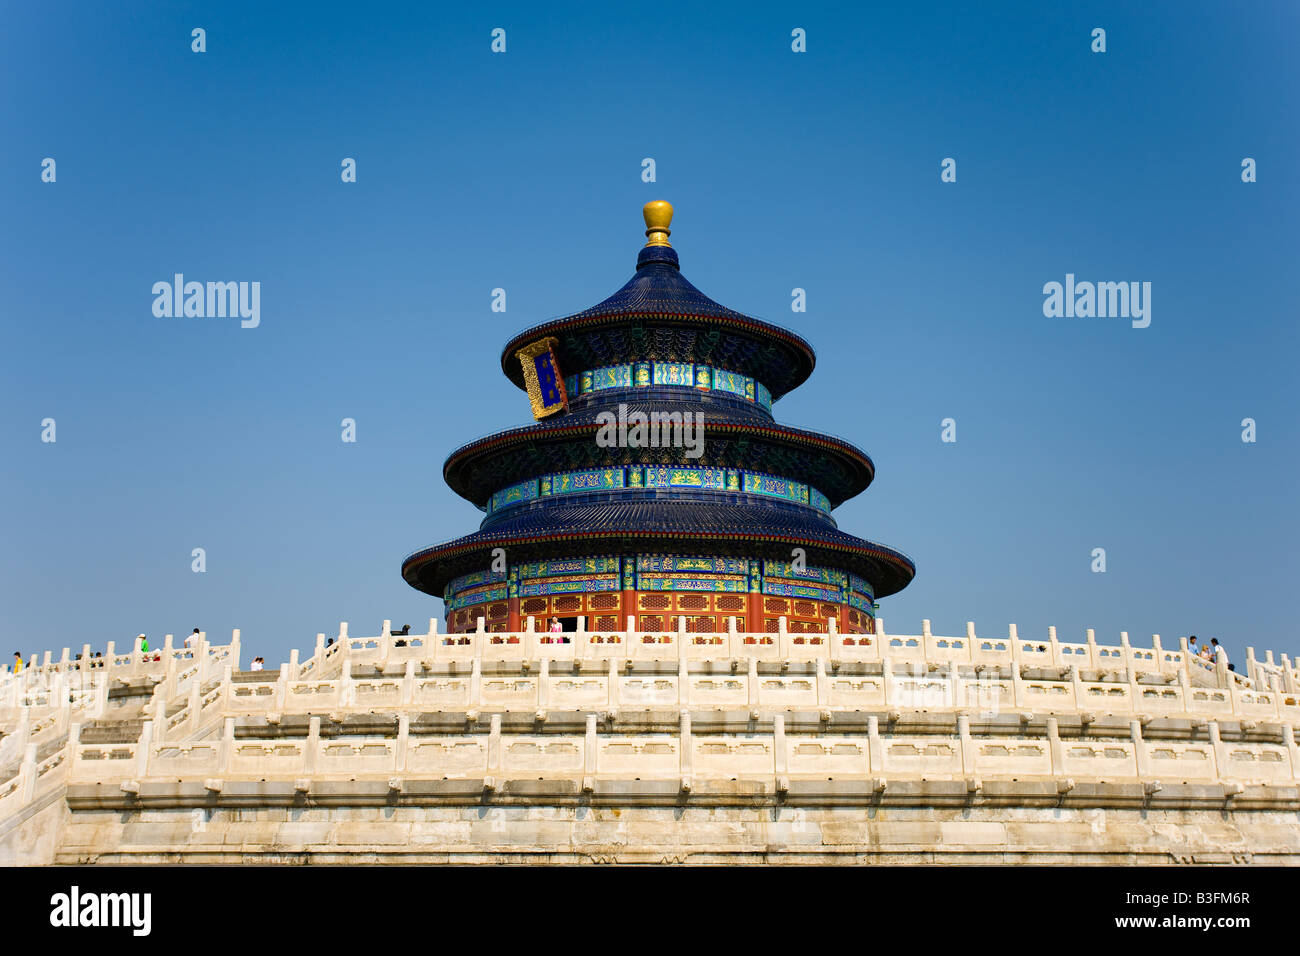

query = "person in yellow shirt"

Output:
[[11, 651, 24, 673]]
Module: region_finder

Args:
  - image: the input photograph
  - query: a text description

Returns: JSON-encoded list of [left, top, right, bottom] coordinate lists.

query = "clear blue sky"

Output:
[[2, 1, 1297, 666]]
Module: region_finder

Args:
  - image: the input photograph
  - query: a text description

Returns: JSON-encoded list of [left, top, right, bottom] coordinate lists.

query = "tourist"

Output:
[[326, 637, 335, 647], [184, 628, 200, 649], [1188, 635, 1199, 656], [11, 652, 22, 674], [250, 657, 264, 671], [137, 634, 149, 654], [549, 617, 562, 633], [1211, 638, 1228, 666], [1200, 642, 1214, 661]]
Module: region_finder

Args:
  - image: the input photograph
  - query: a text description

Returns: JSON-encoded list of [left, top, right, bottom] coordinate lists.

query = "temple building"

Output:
[[402, 202, 915, 634]]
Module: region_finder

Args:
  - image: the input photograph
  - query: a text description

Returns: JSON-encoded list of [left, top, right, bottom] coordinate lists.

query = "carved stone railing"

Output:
[[62, 712, 1300, 809]]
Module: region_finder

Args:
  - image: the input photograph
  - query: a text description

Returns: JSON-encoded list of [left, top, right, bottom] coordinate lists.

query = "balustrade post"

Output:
[[220, 665, 233, 711], [679, 711, 692, 790], [396, 713, 409, 773], [1177, 663, 1193, 716], [1130, 719, 1149, 779], [773, 713, 787, 782], [747, 657, 758, 711], [1281, 654, 1297, 694], [539, 657, 550, 716], [1069, 665, 1085, 712], [304, 717, 320, 774], [470, 659, 482, 710], [1045, 717, 1063, 776], [964, 622, 976, 664], [607, 659, 619, 712], [487, 714, 502, 780], [18, 743, 38, 804], [276, 664, 289, 711], [1086, 628, 1099, 671], [1048, 627, 1060, 667], [677, 655, 688, 712], [289, 649, 300, 681], [230, 629, 241, 671], [195, 635, 208, 682], [59, 647, 70, 670], [379, 620, 392, 670], [1008, 623, 1021, 666], [163, 634, 177, 699], [881, 657, 894, 707], [340, 658, 354, 709], [152, 695, 167, 744], [957, 714, 975, 776], [187, 677, 202, 735], [93, 671, 109, 719], [1281, 723, 1300, 784], [815, 658, 828, 707], [1118, 631, 1132, 678], [401, 660, 415, 708], [1245, 647, 1259, 687], [576, 615, 587, 643], [104, 641, 116, 676], [585, 713, 597, 784], [867, 715, 883, 776], [1150, 634, 1163, 674], [136, 720, 154, 779], [625, 614, 635, 638], [218, 717, 235, 772], [1207, 721, 1228, 782], [1217, 653, 1231, 693]]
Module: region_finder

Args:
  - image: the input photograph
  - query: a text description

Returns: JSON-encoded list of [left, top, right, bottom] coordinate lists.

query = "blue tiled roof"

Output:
[[402, 499, 916, 599], [499, 257, 817, 399]]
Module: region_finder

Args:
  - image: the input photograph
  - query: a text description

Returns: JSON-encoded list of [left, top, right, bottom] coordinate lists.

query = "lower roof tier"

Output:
[[401, 499, 915, 600]]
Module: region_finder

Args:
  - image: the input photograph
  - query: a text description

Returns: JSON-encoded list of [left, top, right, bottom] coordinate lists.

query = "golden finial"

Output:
[[643, 200, 673, 247]]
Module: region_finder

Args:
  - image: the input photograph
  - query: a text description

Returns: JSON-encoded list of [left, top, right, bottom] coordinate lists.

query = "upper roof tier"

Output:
[[499, 202, 816, 402]]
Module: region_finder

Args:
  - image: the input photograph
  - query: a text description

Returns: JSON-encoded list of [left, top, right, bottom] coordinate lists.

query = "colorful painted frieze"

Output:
[[848, 574, 875, 600], [653, 362, 695, 387], [519, 575, 620, 597], [762, 560, 843, 585], [638, 554, 749, 575], [756, 382, 772, 410], [516, 556, 620, 579], [762, 580, 842, 602], [488, 479, 540, 515], [638, 575, 747, 592], [744, 472, 809, 504], [810, 488, 832, 514]]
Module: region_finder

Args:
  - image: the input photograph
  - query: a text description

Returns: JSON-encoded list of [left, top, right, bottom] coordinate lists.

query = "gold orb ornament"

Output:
[[643, 200, 673, 247]]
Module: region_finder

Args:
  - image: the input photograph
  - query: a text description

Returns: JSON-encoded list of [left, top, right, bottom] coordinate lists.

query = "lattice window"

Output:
[[595, 615, 619, 630], [716, 595, 745, 612], [765, 598, 790, 614], [764, 618, 781, 633], [487, 603, 508, 619], [678, 594, 708, 611], [639, 615, 665, 631], [554, 596, 582, 612], [590, 593, 619, 610], [820, 603, 838, 617], [793, 601, 817, 617], [640, 593, 671, 610], [685, 615, 716, 633], [523, 598, 548, 614]]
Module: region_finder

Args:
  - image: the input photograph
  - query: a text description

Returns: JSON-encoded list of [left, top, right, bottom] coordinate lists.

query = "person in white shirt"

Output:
[[184, 628, 199, 649], [250, 657, 264, 671]]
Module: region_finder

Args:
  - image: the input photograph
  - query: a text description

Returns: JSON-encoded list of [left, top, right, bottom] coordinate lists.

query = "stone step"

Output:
[[80, 719, 146, 744]]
